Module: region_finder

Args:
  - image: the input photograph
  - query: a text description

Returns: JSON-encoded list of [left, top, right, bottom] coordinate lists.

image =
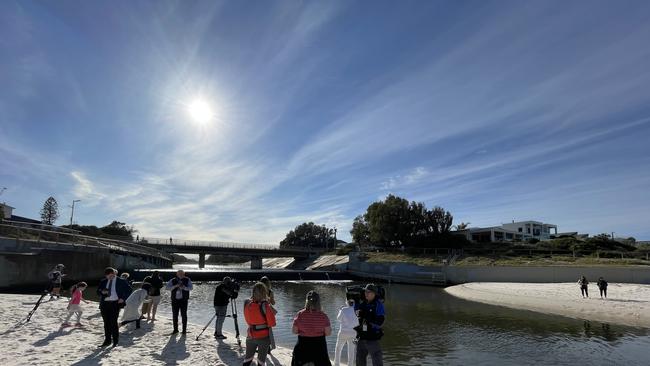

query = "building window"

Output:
[[518, 228, 522, 232], [527, 228, 531, 234]]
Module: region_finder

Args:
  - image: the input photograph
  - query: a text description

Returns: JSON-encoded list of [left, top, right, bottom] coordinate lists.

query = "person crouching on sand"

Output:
[[63, 282, 89, 327], [597, 277, 608, 299], [121, 283, 152, 330], [243, 282, 276, 366], [578, 276, 589, 298]]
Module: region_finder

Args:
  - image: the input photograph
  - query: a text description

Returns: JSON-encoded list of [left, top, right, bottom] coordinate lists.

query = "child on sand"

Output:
[[63, 282, 88, 327]]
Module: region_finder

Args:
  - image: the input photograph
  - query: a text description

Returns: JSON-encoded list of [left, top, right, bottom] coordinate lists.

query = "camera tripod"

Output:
[[196, 298, 241, 345]]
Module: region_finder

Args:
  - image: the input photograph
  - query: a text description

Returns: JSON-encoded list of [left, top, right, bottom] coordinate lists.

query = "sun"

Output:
[[187, 98, 213, 124]]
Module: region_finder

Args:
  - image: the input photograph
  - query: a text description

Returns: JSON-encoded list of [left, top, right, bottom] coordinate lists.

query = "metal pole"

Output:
[[69, 199, 81, 226]]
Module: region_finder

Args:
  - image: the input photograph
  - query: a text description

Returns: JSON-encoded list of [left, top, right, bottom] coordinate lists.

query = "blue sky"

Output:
[[1, 1, 650, 242]]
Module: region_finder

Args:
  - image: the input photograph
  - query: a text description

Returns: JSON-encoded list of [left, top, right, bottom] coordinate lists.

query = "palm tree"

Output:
[[453, 222, 471, 231]]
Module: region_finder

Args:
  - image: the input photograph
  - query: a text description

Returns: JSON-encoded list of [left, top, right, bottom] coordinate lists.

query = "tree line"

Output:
[[281, 194, 468, 249]]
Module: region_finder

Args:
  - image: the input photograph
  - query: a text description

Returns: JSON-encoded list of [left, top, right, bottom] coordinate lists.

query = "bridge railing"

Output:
[[0, 222, 171, 260], [142, 237, 322, 253]]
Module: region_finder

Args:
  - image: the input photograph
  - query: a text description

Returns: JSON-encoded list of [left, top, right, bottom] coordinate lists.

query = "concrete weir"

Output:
[[0, 237, 172, 289]]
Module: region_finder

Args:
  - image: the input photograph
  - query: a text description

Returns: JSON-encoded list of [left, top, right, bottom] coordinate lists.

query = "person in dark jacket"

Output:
[[213, 276, 238, 339], [166, 270, 193, 334], [143, 271, 164, 321], [355, 284, 385, 366], [97, 267, 132, 347], [597, 277, 608, 298], [578, 276, 589, 298]]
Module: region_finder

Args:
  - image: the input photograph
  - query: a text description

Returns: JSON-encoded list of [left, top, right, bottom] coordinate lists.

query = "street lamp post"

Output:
[[69, 199, 81, 226]]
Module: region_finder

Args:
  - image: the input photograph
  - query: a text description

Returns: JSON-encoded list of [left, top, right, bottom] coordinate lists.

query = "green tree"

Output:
[[358, 194, 456, 248], [101, 221, 136, 239], [350, 215, 371, 246], [280, 222, 336, 249], [40, 196, 59, 225]]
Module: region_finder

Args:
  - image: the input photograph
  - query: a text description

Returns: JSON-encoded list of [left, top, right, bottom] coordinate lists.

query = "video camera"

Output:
[[346, 285, 386, 304]]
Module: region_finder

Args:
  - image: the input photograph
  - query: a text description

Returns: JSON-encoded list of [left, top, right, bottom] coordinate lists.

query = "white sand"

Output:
[[0, 294, 293, 365], [446, 282, 650, 328]]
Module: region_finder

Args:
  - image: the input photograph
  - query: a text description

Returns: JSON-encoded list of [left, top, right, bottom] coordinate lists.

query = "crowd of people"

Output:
[[50, 265, 385, 365], [578, 275, 609, 299]]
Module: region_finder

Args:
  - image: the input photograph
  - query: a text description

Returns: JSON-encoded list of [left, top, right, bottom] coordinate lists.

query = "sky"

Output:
[[1, 0, 650, 243]]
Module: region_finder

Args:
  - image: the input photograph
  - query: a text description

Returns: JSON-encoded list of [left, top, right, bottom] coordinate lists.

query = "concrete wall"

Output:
[[346, 257, 650, 286], [0, 238, 167, 289]]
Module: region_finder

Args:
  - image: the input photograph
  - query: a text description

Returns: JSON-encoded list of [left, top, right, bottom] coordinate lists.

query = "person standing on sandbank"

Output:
[[166, 269, 193, 334], [355, 284, 385, 366], [97, 267, 132, 347], [143, 271, 164, 321], [578, 276, 589, 298], [597, 277, 608, 299]]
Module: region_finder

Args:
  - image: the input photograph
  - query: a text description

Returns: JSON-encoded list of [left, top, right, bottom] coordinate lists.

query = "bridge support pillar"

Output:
[[199, 253, 206, 269], [250, 256, 263, 270]]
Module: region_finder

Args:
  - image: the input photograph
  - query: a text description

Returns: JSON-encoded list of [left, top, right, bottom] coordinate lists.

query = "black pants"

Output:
[[120, 318, 141, 328], [100, 301, 120, 344], [581, 286, 588, 297], [357, 339, 383, 366], [600, 288, 607, 298], [172, 299, 188, 332]]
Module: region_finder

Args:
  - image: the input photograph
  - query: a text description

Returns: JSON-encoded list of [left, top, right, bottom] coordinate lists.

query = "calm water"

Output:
[[138, 280, 650, 365]]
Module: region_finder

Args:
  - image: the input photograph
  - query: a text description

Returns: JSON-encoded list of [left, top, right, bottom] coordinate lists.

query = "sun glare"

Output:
[[187, 99, 213, 124]]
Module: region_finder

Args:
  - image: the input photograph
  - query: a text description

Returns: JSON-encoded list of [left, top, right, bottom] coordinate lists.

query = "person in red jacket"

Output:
[[243, 282, 276, 366]]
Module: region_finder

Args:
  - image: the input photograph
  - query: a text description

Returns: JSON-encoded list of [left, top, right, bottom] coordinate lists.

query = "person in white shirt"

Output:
[[335, 299, 358, 366]]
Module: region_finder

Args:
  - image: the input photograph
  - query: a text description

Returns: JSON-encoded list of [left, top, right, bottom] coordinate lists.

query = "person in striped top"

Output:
[[291, 290, 332, 366]]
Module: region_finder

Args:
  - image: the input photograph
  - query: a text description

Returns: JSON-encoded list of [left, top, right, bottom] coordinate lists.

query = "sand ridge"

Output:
[[445, 282, 650, 328]]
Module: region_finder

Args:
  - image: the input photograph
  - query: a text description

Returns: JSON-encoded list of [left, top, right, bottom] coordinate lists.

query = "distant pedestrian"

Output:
[[48, 264, 66, 300], [578, 276, 589, 298], [97, 267, 132, 347], [63, 282, 89, 327], [166, 270, 193, 334], [335, 298, 357, 366], [291, 290, 332, 366], [597, 277, 608, 299], [143, 271, 164, 321], [121, 283, 151, 330], [170, 237, 173, 244], [243, 282, 276, 366], [213, 276, 239, 339], [355, 284, 385, 366]]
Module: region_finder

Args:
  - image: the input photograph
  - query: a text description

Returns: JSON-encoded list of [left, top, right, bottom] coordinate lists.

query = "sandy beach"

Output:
[[0, 294, 293, 365], [446, 282, 650, 328]]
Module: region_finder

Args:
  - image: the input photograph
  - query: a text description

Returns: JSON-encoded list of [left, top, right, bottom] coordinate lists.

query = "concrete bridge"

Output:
[[141, 237, 325, 269]]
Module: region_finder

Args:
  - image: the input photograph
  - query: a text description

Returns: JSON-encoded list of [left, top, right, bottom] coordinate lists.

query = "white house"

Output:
[[501, 221, 557, 241], [458, 220, 558, 243]]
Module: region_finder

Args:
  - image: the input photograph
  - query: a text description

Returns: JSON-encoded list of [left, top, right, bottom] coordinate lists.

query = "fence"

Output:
[[0, 222, 171, 260], [143, 237, 322, 253]]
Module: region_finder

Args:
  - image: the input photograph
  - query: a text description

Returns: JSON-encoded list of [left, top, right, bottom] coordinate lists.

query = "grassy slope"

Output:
[[365, 252, 650, 267]]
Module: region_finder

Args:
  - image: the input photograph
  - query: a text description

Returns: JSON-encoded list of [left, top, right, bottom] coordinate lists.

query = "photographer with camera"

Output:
[[166, 270, 193, 334], [213, 276, 239, 339], [354, 284, 385, 366], [48, 264, 66, 300]]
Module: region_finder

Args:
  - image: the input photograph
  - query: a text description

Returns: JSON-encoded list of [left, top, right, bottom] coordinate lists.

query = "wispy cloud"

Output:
[[2, 1, 650, 241]]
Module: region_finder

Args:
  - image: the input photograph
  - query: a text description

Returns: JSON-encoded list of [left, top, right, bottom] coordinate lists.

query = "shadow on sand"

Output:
[[153, 333, 190, 365]]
